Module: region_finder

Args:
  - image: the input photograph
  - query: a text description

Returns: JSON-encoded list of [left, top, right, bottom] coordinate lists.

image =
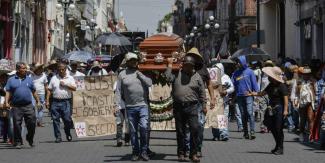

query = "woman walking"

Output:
[[249, 66, 288, 155]]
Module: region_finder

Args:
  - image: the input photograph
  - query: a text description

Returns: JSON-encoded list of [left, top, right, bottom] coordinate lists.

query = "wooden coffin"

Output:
[[138, 33, 184, 71]]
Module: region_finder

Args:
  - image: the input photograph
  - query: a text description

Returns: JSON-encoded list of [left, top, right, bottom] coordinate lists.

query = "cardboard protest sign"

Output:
[[0, 59, 14, 71], [72, 74, 225, 135], [73, 76, 85, 91], [72, 75, 117, 138], [204, 89, 224, 128], [208, 67, 222, 86], [217, 115, 228, 129]]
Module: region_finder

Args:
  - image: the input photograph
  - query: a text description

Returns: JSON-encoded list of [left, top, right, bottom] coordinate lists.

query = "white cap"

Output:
[[125, 52, 138, 61]]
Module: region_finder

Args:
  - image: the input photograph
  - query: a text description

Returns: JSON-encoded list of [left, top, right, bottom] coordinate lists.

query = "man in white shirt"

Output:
[[69, 61, 85, 77], [87, 61, 108, 76], [46, 62, 76, 143], [32, 63, 48, 127]]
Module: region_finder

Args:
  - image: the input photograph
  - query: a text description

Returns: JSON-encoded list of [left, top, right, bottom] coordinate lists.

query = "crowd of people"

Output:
[[113, 49, 325, 162], [0, 49, 325, 162], [0, 59, 112, 148]]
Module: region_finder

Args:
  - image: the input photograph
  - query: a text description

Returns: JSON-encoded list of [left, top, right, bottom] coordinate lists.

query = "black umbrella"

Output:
[[230, 47, 270, 62], [95, 32, 132, 46], [110, 53, 127, 72]]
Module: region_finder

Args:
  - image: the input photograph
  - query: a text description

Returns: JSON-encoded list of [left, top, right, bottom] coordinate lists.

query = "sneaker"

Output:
[[221, 137, 229, 141], [273, 148, 283, 155], [140, 152, 149, 161], [27, 139, 34, 147], [250, 132, 256, 140], [197, 151, 202, 157], [55, 138, 62, 143], [131, 154, 139, 161], [271, 147, 278, 153], [13, 142, 22, 149], [37, 122, 45, 127], [178, 154, 186, 162], [243, 133, 250, 139], [147, 149, 156, 158], [66, 135, 72, 142], [116, 140, 123, 147], [190, 154, 200, 162], [185, 151, 190, 158], [260, 127, 267, 133]]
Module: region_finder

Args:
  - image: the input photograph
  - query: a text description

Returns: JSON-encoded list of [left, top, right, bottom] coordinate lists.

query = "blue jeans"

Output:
[[185, 104, 205, 152], [36, 94, 45, 124], [51, 99, 72, 139], [321, 121, 325, 146], [126, 105, 149, 155], [237, 96, 255, 134], [212, 104, 229, 140], [0, 116, 8, 140], [287, 101, 299, 130], [235, 103, 243, 130]]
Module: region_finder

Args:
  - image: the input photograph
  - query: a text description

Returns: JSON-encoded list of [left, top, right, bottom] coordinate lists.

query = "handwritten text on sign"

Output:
[[72, 76, 116, 138]]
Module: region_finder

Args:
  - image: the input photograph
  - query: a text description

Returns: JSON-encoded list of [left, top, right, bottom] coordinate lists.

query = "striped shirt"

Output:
[[315, 79, 325, 107]]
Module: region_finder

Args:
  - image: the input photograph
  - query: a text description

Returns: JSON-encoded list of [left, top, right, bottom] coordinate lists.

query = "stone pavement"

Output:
[[0, 118, 324, 163]]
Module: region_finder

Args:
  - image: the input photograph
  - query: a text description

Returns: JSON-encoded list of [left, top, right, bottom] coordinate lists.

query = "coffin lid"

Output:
[[139, 32, 183, 48]]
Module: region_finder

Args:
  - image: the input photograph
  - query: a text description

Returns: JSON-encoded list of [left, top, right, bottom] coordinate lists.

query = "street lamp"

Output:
[[185, 15, 221, 51], [204, 24, 211, 30], [205, 16, 220, 30], [209, 16, 215, 21], [56, 0, 75, 55]]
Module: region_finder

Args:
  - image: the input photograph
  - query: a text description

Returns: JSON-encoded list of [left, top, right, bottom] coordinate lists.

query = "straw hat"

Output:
[[185, 47, 203, 70], [80, 63, 87, 67], [263, 60, 274, 67], [186, 47, 203, 60], [91, 61, 102, 69], [298, 66, 312, 74], [262, 66, 284, 83]]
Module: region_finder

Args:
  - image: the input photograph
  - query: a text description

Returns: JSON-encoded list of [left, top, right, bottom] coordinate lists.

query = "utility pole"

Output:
[[257, 0, 260, 48], [56, 0, 75, 55], [63, 6, 68, 55]]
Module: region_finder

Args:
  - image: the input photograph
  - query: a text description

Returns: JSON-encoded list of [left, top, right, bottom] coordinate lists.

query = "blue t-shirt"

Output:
[[5, 74, 35, 105]]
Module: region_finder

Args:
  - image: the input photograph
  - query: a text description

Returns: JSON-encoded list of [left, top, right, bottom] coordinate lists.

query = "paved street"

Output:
[[0, 116, 324, 163]]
